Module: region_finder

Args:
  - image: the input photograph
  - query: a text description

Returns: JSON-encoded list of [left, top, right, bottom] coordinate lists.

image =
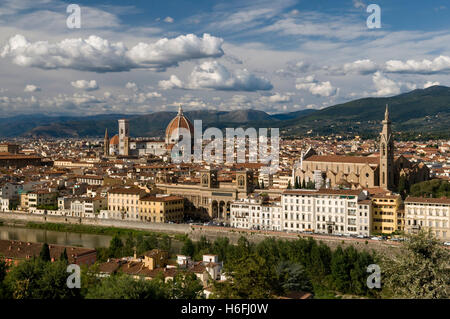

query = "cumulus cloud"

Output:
[[163, 16, 174, 23], [259, 93, 292, 103], [70, 80, 99, 91], [295, 75, 337, 97], [276, 61, 312, 77], [159, 75, 184, 90], [125, 82, 138, 91], [326, 59, 378, 75], [187, 61, 273, 91], [385, 55, 450, 74], [1, 33, 224, 72], [24, 84, 40, 92], [424, 81, 440, 88], [372, 72, 416, 97]]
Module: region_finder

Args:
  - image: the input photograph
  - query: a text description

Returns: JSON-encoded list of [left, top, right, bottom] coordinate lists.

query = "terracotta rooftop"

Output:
[[0, 240, 96, 264], [304, 155, 379, 165], [283, 189, 362, 196], [405, 196, 450, 205]]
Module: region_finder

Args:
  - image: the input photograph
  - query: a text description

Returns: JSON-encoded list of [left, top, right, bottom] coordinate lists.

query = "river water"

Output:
[[0, 225, 112, 248]]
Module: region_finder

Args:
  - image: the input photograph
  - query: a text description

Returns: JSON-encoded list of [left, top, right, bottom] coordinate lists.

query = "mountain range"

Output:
[[1, 85, 449, 139]]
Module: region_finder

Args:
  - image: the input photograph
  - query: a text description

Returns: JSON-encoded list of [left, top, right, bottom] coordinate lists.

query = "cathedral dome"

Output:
[[110, 134, 119, 145], [165, 106, 194, 144]]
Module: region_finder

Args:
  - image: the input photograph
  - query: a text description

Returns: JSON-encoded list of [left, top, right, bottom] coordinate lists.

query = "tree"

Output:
[[39, 243, 51, 262], [0, 257, 8, 298], [124, 233, 136, 256], [165, 271, 204, 299], [36, 260, 81, 299], [301, 179, 306, 189], [85, 273, 166, 299], [275, 261, 312, 294], [60, 248, 68, 263], [3, 258, 79, 299], [0, 257, 7, 283], [108, 235, 124, 258], [397, 175, 408, 199], [287, 180, 292, 189], [380, 230, 450, 298], [181, 238, 195, 257], [294, 177, 300, 189], [330, 246, 350, 293], [261, 180, 265, 189], [212, 253, 276, 298]]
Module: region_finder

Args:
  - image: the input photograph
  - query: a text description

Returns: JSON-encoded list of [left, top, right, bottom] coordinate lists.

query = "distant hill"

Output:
[[281, 85, 450, 138], [2, 85, 449, 139]]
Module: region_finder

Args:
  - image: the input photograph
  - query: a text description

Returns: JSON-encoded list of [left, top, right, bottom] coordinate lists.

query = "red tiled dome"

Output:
[[165, 106, 194, 144], [110, 134, 119, 145]]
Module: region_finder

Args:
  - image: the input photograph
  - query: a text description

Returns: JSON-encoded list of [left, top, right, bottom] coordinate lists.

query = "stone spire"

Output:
[[178, 104, 183, 116], [384, 104, 390, 122], [103, 128, 110, 157]]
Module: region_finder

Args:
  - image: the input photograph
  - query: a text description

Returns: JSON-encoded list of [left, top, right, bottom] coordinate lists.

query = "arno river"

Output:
[[0, 225, 112, 248]]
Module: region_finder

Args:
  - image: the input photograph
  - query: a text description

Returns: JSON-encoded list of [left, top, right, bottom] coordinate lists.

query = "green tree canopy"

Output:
[[381, 230, 450, 298]]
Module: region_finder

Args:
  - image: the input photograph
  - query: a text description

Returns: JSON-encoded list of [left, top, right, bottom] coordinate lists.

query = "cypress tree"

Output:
[[60, 248, 68, 263], [39, 243, 51, 262]]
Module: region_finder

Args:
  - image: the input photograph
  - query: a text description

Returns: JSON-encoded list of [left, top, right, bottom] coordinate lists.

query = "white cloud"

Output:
[[385, 55, 450, 74], [295, 75, 337, 97], [372, 72, 416, 97], [187, 61, 273, 91], [327, 59, 378, 75], [70, 80, 99, 91], [24, 84, 40, 92], [159, 75, 184, 90], [1, 33, 224, 72], [260, 93, 292, 103], [424, 81, 440, 88], [163, 16, 174, 23], [353, 0, 365, 9], [372, 72, 400, 96], [125, 82, 138, 91]]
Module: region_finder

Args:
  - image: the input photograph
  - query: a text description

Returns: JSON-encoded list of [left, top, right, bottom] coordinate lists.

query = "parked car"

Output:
[[356, 234, 365, 239], [371, 236, 382, 241], [443, 242, 450, 246]]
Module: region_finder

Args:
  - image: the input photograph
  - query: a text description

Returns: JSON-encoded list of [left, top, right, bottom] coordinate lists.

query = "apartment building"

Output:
[[0, 182, 23, 200], [138, 195, 184, 223], [27, 190, 58, 210], [282, 189, 371, 236], [68, 196, 107, 218], [107, 186, 147, 220], [230, 198, 282, 231], [371, 193, 403, 234], [404, 196, 450, 241]]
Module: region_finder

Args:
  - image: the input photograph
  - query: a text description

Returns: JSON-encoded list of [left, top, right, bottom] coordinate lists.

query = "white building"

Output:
[[282, 189, 371, 236], [0, 198, 10, 212], [230, 197, 282, 231], [405, 196, 450, 241]]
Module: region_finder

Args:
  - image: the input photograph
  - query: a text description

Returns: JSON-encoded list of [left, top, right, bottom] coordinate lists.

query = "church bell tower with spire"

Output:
[[379, 104, 394, 190], [104, 128, 110, 157]]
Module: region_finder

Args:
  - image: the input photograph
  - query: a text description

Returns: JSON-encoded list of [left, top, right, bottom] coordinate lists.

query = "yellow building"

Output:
[[107, 186, 147, 220], [371, 193, 404, 235], [141, 249, 169, 269], [139, 195, 184, 223]]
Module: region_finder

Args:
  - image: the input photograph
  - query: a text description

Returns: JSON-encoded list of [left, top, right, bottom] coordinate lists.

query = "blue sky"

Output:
[[0, 0, 449, 116]]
